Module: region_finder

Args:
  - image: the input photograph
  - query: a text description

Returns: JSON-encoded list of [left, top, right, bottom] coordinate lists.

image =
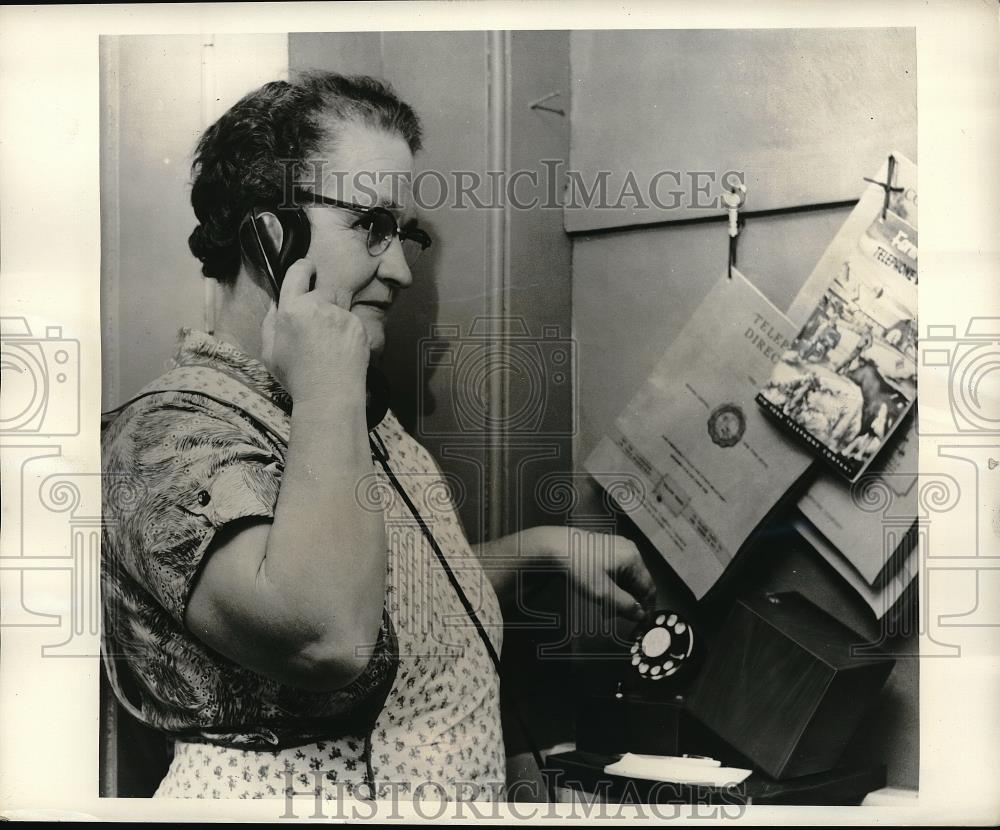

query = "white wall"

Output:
[[100, 34, 288, 408]]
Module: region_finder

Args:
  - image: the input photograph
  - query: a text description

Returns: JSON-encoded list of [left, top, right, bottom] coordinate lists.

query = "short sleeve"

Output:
[[103, 391, 283, 627]]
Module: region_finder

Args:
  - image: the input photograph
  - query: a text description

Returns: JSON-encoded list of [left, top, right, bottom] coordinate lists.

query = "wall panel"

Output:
[[567, 28, 917, 231]]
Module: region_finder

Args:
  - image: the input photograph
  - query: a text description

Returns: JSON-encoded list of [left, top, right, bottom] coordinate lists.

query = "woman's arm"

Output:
[[474, 525, 656, 622], [184, 262, 387, 692]]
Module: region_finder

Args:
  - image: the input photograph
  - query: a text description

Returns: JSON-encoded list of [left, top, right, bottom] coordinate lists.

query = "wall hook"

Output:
[[722, 184, 748, 280], [529, 90, 565, 116], [863, 154, 903, 220]]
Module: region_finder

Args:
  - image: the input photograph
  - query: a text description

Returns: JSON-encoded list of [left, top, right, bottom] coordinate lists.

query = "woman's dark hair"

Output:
[[188, 71, 422, 282]]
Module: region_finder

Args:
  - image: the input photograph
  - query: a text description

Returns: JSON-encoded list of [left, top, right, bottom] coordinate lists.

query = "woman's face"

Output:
[[301, 120, 417, 358]]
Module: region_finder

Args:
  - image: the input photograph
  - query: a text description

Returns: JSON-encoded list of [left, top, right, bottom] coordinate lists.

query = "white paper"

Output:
[[585, 270, 813, 598], [604, 753, 752, 786]]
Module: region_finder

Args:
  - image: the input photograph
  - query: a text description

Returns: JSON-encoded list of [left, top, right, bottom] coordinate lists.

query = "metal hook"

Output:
[[863, 154, 903, 220], [722, 184, 748, 280], [529, 90, 565, 116]]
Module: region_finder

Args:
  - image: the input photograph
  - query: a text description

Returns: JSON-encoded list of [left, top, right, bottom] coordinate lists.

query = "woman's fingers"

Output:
[[282, 257, 355, 310], [279, 257, 317, 305], [600, 579, 648, 622], [261, 258, 313, 368], [608, 535, 657, 608], [263, 255, 371, 401], [568, 532, 655, 622]]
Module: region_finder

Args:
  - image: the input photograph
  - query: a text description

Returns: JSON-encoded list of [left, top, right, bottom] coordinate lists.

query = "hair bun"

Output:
[[188, 223, 240, 279], [188, 224, 209, 261]]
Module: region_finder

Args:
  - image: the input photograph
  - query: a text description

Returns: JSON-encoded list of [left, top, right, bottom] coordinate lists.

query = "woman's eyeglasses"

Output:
[[292, 188, 432, 266]]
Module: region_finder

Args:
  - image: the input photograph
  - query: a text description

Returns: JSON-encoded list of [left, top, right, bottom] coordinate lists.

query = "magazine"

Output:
[[757, 199, 918, 483], [784, 153, 919, 589]]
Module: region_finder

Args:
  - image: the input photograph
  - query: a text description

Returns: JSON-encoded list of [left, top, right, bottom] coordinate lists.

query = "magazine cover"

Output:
[[757, 200, 918, 482], [585, 270, 813, 598], [784, 153, 919, 585]]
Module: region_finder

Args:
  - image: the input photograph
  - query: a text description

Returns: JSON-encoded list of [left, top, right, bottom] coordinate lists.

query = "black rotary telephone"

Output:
[[239, 205, 390, 430]]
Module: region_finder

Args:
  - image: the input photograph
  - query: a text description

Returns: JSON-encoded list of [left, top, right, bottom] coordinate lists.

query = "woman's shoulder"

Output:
[[100, 374, 285, 569], [102, 371, 283, 475], [103, 386, 243, 447]]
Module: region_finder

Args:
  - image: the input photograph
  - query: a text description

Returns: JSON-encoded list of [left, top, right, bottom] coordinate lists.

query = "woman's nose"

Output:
[[377, 238, 414, 289]]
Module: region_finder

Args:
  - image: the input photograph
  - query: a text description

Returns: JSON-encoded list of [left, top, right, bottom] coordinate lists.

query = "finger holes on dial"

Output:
[[629, 609, 695, 682]]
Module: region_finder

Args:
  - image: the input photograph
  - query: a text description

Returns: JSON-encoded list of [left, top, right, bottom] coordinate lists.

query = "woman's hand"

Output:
[[476, 526, 657, 622], [261, 258, 371, 403], [187, 260, 388, 692]]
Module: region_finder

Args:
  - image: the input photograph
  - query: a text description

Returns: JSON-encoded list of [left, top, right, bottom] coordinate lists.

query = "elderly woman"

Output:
[[101, 71, 655, 802]]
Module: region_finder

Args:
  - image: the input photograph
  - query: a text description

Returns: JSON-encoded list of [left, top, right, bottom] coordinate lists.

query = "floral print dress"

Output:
[[102, 330, 505, 801]]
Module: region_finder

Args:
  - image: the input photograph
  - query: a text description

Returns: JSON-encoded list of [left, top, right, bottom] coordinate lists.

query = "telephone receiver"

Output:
[[239, 206, 390, 430]]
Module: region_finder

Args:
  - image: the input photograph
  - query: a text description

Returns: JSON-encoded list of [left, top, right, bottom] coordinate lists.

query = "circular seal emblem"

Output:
[[708, 403, 746, 448]]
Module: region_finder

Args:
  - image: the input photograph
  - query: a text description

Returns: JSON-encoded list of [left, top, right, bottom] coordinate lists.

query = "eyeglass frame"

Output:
[[290, 187, 432, 258]]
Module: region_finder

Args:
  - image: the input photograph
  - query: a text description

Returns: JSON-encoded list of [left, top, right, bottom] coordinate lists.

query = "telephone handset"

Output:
[[239, 206, 390, 430], [240, 205, 313, 299]]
